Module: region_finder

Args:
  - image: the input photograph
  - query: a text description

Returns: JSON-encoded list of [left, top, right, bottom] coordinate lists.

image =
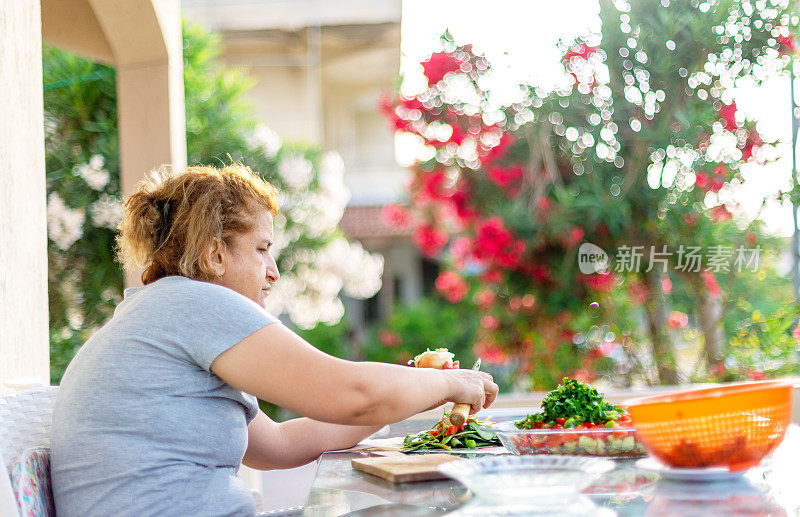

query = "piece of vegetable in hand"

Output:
[[409, 348, 458, 369]]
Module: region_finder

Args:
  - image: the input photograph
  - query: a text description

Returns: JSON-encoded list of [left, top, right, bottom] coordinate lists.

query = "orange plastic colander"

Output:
[[625, 380, 794, 472]]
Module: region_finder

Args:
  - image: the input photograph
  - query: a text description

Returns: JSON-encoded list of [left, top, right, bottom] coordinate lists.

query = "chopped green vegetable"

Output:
[[402, 413, 501, 451], [516, 378, 625, 429]]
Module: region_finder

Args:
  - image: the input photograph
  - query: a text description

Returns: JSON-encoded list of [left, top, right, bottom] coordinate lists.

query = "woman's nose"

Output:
[[266, 258, 280, 282]]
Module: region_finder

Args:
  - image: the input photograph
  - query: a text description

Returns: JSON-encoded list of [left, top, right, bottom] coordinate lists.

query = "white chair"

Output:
[[0, 386, 304, 516], [0, 386, 59, 517]]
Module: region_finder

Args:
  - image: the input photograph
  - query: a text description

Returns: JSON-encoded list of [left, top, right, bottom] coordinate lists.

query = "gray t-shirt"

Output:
[[51, 275, 279, 517]]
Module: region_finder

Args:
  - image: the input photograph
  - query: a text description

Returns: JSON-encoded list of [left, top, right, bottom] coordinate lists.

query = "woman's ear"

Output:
[[203, 238, 227, 278]]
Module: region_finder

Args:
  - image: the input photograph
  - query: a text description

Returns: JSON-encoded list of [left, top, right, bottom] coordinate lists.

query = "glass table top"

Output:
[[301, 409, 800, 516]]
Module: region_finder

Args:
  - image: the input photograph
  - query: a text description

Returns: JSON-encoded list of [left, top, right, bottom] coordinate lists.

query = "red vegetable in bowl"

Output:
[[500, 378, 646, 457]]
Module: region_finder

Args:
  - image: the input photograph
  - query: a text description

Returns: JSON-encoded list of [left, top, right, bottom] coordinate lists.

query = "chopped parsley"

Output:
[[516, 378, 623, 429]]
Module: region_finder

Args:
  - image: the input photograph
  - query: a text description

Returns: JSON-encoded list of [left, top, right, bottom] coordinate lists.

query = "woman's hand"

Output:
[[443, 369, 499, 414]]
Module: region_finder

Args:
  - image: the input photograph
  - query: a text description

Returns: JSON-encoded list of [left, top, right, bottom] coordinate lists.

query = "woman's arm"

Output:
[[242, 411, 382, 470], [211, 323, 497, 426]]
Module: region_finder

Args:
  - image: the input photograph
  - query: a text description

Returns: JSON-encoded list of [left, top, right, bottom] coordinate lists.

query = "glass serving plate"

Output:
[[437, 455, 614, 504], [494, 421, 647, 458]]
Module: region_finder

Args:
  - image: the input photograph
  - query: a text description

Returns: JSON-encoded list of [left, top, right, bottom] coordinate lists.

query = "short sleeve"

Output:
[[145, 277, 281, 371]]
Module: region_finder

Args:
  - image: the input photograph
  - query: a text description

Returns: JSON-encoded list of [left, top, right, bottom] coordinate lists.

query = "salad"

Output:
[[403, 414, 500, 451], [516, 378, 631, 429], [500, 378, 646, 457]]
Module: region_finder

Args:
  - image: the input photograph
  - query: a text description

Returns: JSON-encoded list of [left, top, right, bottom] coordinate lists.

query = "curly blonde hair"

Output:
[[117, 163, 279, 285]]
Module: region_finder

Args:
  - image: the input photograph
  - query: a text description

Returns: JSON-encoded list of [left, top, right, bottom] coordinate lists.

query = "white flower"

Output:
[[74, 158, 110, 191], [247, 124, 282, 158], [319, 152, 349, 202], [89, 154, 105, 170], [278, 154, 314, 190], [47, 192, 85, 250], [264, 237, 383, 328], [260, 147, 383, 328], [89, 194, 124, 230], [319, 151, 345, 182], [316, 238, 384, 299]]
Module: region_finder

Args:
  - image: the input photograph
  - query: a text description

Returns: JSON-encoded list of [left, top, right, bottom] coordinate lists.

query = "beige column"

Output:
[[89, 0, 187, 286], [0, 0, 50, 388]]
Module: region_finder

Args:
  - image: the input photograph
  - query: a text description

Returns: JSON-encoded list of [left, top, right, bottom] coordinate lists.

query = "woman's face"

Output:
[[214, 208, 280, 308]]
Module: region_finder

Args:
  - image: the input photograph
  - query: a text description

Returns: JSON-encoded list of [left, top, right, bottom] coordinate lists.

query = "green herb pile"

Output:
[[516, 378, 624, 429], [403, 416, 500, 451]]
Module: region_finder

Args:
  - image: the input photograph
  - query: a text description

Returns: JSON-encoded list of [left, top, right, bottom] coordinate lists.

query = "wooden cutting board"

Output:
[[351, 453, 462, 483]]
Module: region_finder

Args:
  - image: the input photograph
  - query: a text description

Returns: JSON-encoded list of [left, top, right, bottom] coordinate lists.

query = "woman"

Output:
[[51, 164, 498, 517]]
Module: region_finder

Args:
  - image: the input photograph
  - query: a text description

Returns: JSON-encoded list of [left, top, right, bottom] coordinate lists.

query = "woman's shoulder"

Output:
[[131, 276, 243, 301], [117, 275, 274, 322]]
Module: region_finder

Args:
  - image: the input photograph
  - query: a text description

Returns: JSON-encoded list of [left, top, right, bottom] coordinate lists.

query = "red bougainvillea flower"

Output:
[[580, 271, 617, 292], [667, 311, 688, 329], [684, 213, 698, 227], [381, 203, 412, 229], [701, 270, 722, 299], [473, 341, 509, 365], [695, 172, 709, 189], [594, 341, 617, 358], [481, 268, 504, 284], [435, 270, 469, 303], [574, 368, 595, 383], [450, 182, 478, 223], [714, 164, 727, 177], [473, 217, 526, 269], [708, 178, 725, 193], [709, 204, 733, 223], [530, 264, 552, 284], [448, 124, 466, 146], [474, 217, 515, 257], [718, 101, 738, 130], [377, 93, 395, 117], [479, 133, 514, 167], [381, 95, 426, 134], [420, 170, 449, 201], [563, 43, 598, 61], [449, 236, 473, 270], [792, 323, 800, 343], [495, 241, 526, 268], [480, 314, 500, 330], [474, 288, 496, 309], [627, 280, 649, 306], [562, 44, 599, 85], [413, 224, 448, 257], [710, 363, 726, 377], [397, 95, 426, 112], [747, 370, 767, 381], [487, 166, 523, 189], [777, 33, 797, 55], [740, 130, 763, 162], [661, 275, 673, 294], [537, 196, 551, 211], [378, 329, 401, 348], [560, 226, 585, 248], [421, 52, 462, 86], [747, 232, 757, 246]]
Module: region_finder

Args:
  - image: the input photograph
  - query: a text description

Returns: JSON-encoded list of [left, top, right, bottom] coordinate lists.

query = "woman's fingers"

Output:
[[445, 369, 498, 412], [482, 375, 498, 408]]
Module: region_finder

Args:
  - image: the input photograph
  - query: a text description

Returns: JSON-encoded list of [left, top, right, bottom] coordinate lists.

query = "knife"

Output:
[[448, 358, 481, 427]]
